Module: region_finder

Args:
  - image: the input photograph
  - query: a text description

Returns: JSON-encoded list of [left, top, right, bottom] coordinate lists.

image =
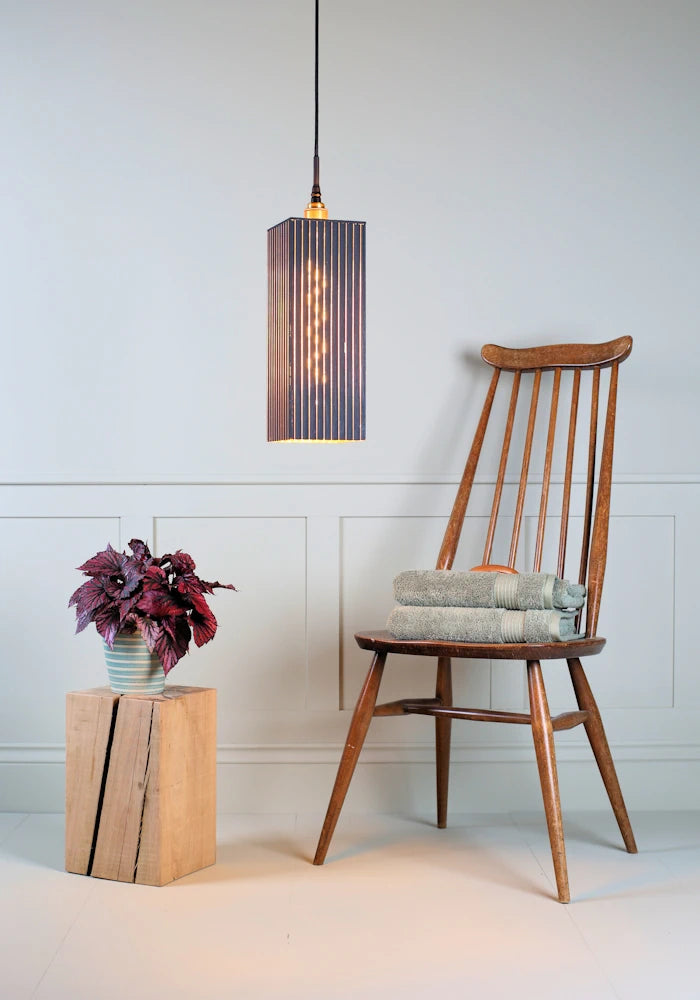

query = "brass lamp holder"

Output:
[[304, 200, 328, 220]]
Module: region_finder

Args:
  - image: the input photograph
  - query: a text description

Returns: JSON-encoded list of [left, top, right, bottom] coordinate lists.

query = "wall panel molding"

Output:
[[3, 473, 700, 488], [3, 740, 700, 766], [1, 479, 697, 811]]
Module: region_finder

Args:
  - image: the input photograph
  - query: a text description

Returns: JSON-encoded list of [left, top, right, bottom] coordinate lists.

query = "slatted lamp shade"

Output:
[[267, 1, 366, 442]]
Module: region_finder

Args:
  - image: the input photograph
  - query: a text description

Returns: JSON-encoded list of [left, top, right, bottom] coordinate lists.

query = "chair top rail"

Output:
[[481, 336, 632, 372]]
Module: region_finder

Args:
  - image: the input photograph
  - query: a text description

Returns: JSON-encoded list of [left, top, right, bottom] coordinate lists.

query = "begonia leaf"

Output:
[[77, 544, 123, 577]]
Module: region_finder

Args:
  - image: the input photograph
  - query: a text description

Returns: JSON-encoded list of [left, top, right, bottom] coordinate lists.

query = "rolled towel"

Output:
[[387, 605, 580, 643], [393, 570, 585, 611]]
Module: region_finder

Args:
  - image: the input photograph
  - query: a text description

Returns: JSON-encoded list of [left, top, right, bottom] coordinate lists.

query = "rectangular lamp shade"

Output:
[[267, 216, 366, 441]]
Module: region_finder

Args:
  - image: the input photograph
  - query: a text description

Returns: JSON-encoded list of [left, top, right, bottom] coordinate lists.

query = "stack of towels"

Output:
[[387, 570, 586, 643]]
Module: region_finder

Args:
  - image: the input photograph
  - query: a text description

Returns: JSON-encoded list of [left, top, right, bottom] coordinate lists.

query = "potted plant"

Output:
[[69, 539, 235, 694]]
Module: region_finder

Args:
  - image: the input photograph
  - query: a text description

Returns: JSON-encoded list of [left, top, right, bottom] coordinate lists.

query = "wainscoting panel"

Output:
[[531, 515, 675, 714], [154, 517, 308, 719], [0, 480, 698, 812], [0, 516, 121, 744]]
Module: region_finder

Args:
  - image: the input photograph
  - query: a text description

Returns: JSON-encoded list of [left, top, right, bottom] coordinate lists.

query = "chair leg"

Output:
[[435, 656, 453, 829], [313, 653, 387, 865], [568, 657, 637, 853], [527, 660, 570, 903]]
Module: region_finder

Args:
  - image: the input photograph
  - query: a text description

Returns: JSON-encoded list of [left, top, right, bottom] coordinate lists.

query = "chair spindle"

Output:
[[508, 370, 542, 568], [482, 372, 521, 565], [578, 367, 600, 631], [437, 368, 500, 570], [557, 369, 581, 578], [586, 362, 619, 637], [533, 368, 562, 572]]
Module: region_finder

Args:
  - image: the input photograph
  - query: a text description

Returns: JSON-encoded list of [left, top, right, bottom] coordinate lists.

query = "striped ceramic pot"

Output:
[[103, 630, 165, 695]]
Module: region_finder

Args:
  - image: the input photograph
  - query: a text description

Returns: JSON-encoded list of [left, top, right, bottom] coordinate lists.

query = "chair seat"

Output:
[[355, 629, 605, 660]]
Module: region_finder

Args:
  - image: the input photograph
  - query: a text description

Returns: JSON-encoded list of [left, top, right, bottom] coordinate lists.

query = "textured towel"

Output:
[[387, 605, 580, 643], [393, 570, 585, 611]]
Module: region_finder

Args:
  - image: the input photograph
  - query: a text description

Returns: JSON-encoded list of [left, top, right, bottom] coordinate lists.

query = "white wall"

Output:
[[2, 0, 699, 814]]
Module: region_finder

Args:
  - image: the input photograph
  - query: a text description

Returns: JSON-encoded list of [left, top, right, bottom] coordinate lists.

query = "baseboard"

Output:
[[2, 747, 699, 813]]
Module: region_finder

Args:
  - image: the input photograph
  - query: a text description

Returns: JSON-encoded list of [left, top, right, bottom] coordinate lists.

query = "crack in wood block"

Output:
[[65, 686, 216, 886], [65, 689, 119, 876]]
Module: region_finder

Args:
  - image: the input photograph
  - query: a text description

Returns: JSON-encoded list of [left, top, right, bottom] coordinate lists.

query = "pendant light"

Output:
[[267, 0, 366, 442]]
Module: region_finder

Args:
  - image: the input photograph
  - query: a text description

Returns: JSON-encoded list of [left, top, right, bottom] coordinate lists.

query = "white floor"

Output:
[[0, 810, 698, 1000]]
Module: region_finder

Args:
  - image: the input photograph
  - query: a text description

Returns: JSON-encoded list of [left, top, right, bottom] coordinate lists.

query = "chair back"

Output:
[[436, 337, 633, 637]]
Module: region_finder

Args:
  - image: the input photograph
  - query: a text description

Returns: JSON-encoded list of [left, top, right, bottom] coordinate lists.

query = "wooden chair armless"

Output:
[[313, 336, 637, 903]]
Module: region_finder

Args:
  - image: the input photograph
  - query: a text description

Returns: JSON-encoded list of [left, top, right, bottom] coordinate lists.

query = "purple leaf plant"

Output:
[[69, 539, 235, 676]]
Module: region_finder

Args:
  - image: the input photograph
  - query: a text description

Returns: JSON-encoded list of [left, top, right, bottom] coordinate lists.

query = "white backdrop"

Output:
[[1, 0, 699, 813]]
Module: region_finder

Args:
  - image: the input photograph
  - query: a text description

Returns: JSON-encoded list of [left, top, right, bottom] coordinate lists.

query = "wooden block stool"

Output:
[[66, 686, 216, 886]]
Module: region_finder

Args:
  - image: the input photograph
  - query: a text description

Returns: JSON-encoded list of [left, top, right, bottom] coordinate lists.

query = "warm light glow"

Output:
[[308, 256, 326, 387], [267, 216, 365, 441]]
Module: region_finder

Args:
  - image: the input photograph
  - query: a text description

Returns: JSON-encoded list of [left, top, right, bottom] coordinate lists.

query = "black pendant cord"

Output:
[[310, 0, 322, 204]]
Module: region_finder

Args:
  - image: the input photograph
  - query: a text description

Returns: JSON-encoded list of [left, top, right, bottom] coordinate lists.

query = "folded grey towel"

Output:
[[393, 570, 585, 611], [387, 605, 580, 643]]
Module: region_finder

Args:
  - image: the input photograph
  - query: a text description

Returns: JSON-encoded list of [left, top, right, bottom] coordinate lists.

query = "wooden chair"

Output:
[[313, 336, 637, 903]]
